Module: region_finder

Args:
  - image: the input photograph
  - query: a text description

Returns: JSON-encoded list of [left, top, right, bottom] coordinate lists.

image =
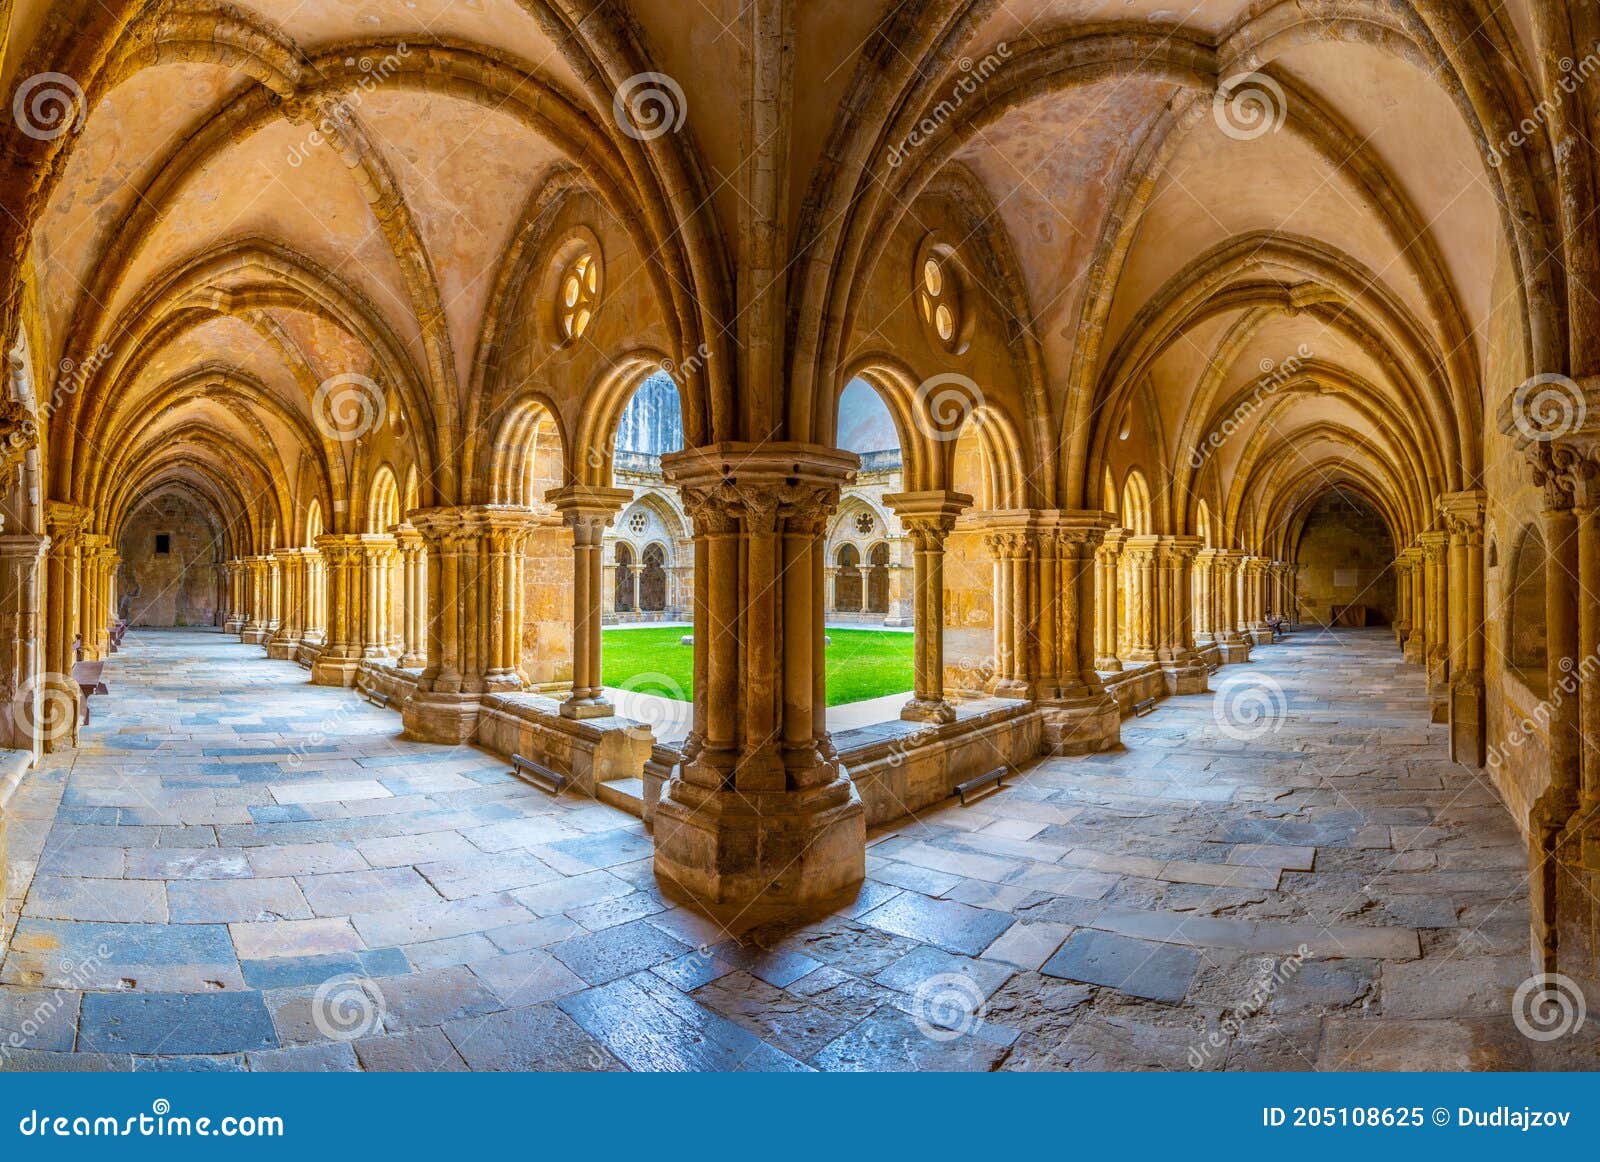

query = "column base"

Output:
[[900, 697, 956, 724], [1219, 636, 1252, 664], [988, 678, 1031, 700], [224, 617, 244, 634], [1160, 661, 1210, 696], [652, 772, 865, 923], [266, 638, 300, 660], [1448, 672, 1486, 767], [1402, 634, 1424, 665], [1249, 625, 1273, 645], [310, 655, 361, 687], [401, 692, 482, 744], [240, 627, 269, 644], [1094, 655, 1123, 672], [1038, 691, 1121, 755], [561, 694, 616, 720]]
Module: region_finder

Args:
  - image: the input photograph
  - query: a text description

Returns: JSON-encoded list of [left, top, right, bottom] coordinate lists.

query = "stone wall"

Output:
[[117, 494, 221, 627], [1293, 493, 1397, 626]]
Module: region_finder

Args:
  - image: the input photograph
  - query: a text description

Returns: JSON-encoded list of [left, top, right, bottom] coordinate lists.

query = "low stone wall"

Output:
[[476, 693, 655, 797], [838, 700, 1042, 827], [1102, 663, 1166, 715], [356, 661, 421, 705], [0, 746, 32, 954]]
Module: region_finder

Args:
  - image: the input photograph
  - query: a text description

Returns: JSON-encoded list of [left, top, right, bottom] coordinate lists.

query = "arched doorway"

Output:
[[866, 542, 890, 614], [835, 543, 862, 611], [640, 543, 668, 612]]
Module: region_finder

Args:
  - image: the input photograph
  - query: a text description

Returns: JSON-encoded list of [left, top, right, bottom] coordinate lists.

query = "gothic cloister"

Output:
[[1, 0, 1599, 1070]]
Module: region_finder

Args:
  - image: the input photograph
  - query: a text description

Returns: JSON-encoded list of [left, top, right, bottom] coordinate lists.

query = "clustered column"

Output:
[[1213, 550, 1251, 662], [548, 486, 631, 718], [1092, 529, 1124, 671], [982, 524, 1033, 699], [1119, 535, 1159, 664], [395, 526, 426, 668], [266, 549, 304, 660], [1418, 529, 1450, 722], [1154, 537, 1208, 694], [1034, 512, 1121, 754], [655, 444, 866, 916], [1438, 491, 1486, 765]]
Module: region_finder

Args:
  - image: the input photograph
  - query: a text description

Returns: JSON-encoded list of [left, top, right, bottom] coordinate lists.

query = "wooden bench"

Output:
[[69, 660, 107, 725]]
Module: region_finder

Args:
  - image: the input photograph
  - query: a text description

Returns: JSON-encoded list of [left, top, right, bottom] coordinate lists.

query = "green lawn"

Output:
[[601, 626, 914, 706]]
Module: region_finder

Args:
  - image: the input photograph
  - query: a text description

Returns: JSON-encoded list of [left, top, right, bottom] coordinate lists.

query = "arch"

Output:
[[1120, 469, 1153, 536], [368, 465, 401, 534], [614, 542, 636, 613], [304, 498, 324, 548], [640, 542, 669, 612], [866, 541, 891, 616], [834, 542, 864, 613], [489, 396, 566, 507]]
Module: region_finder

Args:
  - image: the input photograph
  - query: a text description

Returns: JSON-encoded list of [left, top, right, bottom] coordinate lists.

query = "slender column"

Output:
[[359, 535, 398, 660], [1094, 529, 1124, 670], [267, 549, 303, 659], [310, 536, 363, 685], [548, 487, 631, 718], [1119, 535, 1159, 663], [1418, 530, 1450, 722], [76, 533, 109, 660], [1438, 491, 1486, 765], [0, 533, 50, 756], [652, 444, 866, 917], [1193, 549, 1217, 644], [394, 526, 425, 667], [1213, 550, 1251, 663], [980, 521, 1033, 698], [883, 490, 971, 724]]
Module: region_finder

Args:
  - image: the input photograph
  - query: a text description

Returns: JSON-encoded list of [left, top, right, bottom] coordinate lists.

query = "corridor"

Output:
[[0, 629, 1582, 1070]]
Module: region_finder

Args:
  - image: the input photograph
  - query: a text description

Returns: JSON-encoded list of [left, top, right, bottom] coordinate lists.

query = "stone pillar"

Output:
[[1119, 535, 1159, 663], [302, 550, 326, 645], [1035, 512, 1121, 754], [395, 526, 426, 668], [1093, 529, 1124, 671], [224, 560, 246, 633], [1155, 536, 1208, 694], [883, 490, 971, 724], [1213, 550, 1252, 663], [0, 533, 50, 757], [1193, 548, 1217, 645], [981, 519, 1033, 699], [1240, 556, 1271, 642], [311, 536, 363, 685], [44, 502, 86, 677], [648, 444, 865, 918], [400, 506, 541, 742], [1418, 530, 1450, 722], [1438, 491, 1486, 766], [359, 535, 398, 661], [1391, 552, 1412, 651], [76, 533, 108, 660], [239, 557, 269, 644], [548, 487, 630, 718], [267, 549, 304, 660]]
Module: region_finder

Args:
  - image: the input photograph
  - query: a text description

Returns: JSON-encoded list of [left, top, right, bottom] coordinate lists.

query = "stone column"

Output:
[[239, 557, 269, 644], [0, 533, 50, 757], [1093, 529, 1124, 671], [395, 526, 426, 667], [652, 443, 866, 918], [303, 550, 327, 646], [267, 549, 304, 660], [400, 506, 541, 742], [883, 490, 971, 724], [44, 502, 86, 679], [76, 533, 108, 660], [1155, 536, 1208, 694], [1418, 529, 1450, 722], [1193, 548, 1217, 645], [1391, 552, 1411, 650], [1119, 535, 1160, 664], [224, 560, 246, 633], [1035, 512, 1121, 754], [981, 519, 1034, 699], [359, 535, 398, 661], [548, 486, 631, 718], [1240, 556, 1271, 642], [1213, 550, 1252, 663], [311, 536, 363, 685], [1438, 490, 1486, 766]]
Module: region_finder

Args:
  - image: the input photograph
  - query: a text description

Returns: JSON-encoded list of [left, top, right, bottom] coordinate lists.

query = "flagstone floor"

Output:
[[0, 627, 1590, 1071]]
